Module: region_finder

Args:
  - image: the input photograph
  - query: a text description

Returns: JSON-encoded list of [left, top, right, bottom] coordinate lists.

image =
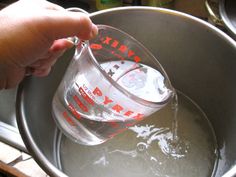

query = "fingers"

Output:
[[39, 0, 65, 11], [0, 0, 98, 89], [42, 10, 98, 41], [30, 51, 64, 77], [4, 0, 98, 41], [28, 39, 72, 77], [50, 39, 75, 51], [31, 67, 51, 77], [20, 0, 65, 11]]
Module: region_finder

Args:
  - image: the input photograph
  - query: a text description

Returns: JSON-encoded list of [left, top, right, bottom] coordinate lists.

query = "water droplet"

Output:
[[137, 142, 148, 152]]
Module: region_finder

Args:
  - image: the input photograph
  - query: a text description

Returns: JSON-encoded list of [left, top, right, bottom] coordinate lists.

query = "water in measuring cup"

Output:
[[58, 91, 218, 177], [100, 60, 171, 103], [52, 60, 172, 145]]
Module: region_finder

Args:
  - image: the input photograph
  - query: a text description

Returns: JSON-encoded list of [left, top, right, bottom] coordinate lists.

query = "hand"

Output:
[[0, 0, 98, 89]]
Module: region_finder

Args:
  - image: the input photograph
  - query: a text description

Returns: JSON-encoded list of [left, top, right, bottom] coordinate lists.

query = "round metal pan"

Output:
[[16, 7, 236, 177]]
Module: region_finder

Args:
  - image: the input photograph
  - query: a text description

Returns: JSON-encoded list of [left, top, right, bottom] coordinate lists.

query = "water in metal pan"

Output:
[[55, 91, 218, 177]]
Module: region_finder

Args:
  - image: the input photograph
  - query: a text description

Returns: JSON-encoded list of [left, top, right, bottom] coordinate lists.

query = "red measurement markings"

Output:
[[134, 56, 141, 63], [92, 86, 102, 96], [93, 86, 144, 121], [68, 103, 81, 120], [73, 95, 88, 112], [100, 36, 142, 63], [102, 36, 112, 44], [132, 113, 144, 121], [112, 104, 124, 113], [111, 40, 119, 48], [74, 85, 145, 122], [103, 96, 113, 105], [124, 110, 134, 116], [76, 84, 95, 105], [90, 43, 102, 50], [62, 111, 76, 126], [118, 45, 128, 53], [128, 50, 135, 57]]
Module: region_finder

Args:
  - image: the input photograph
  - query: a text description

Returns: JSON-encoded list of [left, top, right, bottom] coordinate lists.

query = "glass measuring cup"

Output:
[[52, 25, 174, 145]]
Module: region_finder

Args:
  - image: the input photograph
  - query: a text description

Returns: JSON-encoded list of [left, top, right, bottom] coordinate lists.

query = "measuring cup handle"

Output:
[[66, 8, 90, 46], [66, 7, 90, 15]]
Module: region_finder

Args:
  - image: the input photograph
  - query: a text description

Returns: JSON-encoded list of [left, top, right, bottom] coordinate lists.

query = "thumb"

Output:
[[42, 10, 98, 41]]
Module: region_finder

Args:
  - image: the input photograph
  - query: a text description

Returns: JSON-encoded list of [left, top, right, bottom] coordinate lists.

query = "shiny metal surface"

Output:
[[0, 88, 17, 127], [0, 88, 26, 152], [16, 7, 236, 177], [219, 0, 236, 39]]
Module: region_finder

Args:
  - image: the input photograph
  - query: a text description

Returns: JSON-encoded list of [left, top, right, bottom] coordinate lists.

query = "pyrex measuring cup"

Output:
[[52, 25, 174, 145]]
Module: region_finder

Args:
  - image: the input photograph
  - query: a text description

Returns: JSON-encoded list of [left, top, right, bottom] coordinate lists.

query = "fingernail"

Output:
[[90, 24, 98, 38], [66, 37, 77, 46]]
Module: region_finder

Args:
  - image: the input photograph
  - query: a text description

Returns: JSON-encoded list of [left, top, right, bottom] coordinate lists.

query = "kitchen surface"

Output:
[[0, 0, 235, 176]]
